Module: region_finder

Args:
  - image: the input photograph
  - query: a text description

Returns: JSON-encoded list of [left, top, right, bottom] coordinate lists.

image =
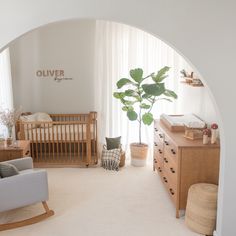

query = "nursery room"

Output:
[[0, 19, 220, 236]]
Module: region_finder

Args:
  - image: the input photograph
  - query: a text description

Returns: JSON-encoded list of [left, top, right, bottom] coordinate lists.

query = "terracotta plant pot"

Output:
[[130, 143, 148, 167]]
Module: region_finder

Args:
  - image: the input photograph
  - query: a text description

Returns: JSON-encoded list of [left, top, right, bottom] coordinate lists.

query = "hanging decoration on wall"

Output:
[[36, 69, 73, 82]]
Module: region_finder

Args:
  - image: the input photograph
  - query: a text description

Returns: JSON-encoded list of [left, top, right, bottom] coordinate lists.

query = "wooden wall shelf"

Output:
[[181, 81, 204, 87]]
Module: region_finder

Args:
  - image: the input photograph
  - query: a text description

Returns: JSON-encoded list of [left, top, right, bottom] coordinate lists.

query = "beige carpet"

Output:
[[0, 164, 200, 236]]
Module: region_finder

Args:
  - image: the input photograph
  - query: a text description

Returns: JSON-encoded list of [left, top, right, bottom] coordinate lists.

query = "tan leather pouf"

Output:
[[185, 183, 218, 236]]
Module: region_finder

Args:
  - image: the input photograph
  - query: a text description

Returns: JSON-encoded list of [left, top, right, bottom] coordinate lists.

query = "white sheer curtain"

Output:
[[94, 21, 186, 155], [0, 48, 14, 136]]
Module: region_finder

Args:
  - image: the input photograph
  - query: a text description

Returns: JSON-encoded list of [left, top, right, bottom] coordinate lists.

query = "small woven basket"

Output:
[[119, 151, 126, 167], [102, 144, 126, 167]]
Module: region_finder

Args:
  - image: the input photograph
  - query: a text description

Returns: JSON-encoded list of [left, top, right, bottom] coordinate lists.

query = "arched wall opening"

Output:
[[4, 18, 220, 154], [0, 1, 235, 235]]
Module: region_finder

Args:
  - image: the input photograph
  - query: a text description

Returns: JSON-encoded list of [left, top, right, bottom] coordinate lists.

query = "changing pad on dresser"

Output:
[[160, 114, 206, 131]]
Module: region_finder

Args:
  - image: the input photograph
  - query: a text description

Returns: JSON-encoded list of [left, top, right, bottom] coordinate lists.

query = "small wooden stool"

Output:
[[185, 183, 218, 236]]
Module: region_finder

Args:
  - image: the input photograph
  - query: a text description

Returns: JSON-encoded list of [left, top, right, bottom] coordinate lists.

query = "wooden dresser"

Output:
[[0, 140, 31, 162], [153, 120, 220, 218]]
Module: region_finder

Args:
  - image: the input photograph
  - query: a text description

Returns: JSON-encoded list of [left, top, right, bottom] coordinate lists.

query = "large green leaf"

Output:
[[140, 103, 151, 109], [130, 68, 143, 83], [142, 94, 152, 99], [122, 106, 134, 111], [113, 92, 125, 99], [142, 83, 165, 96], [124, 89, 137, 97], [122, 100, 136, 105], [117, 78, 133, 89], [127, 110, 138, 121], [142, 113, 153, 125], [164, 89, 178, 99], [152, 66, 170, 82]]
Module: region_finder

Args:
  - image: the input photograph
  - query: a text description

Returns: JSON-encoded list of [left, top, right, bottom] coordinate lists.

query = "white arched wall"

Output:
[[0, 1, 235, 235]]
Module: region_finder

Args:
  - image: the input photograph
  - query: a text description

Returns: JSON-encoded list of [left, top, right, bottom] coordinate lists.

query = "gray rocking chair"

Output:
[[0, 157, 54, 231]]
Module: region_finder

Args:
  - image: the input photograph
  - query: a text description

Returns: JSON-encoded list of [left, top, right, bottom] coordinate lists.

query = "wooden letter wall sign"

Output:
[[36, 69, 73, 82]]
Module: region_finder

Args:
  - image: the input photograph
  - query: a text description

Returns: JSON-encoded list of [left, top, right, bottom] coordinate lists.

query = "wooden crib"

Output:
[[16, 112, 98, 167]]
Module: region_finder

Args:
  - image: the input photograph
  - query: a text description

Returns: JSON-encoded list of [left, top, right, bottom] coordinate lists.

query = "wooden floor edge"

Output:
[[33, 162, 98, 168]]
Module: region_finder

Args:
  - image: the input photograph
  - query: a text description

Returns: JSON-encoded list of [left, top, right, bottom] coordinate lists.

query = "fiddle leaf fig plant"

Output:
[[113, 67, 177, 144]]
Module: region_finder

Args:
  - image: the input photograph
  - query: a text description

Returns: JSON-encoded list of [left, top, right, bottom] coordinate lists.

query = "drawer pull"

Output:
[[171, 149, 176, 155], [164, 141, 169, 146], [163, 177, 168, 183], [154, 142, 158, 146], [158, 149, 162, 154], [169, 188, 175, 195], [164, 157, 168, 163], [159, 134, 163, 139], [158, 167, 162, 172], [170, 167, 175, 174], [155, 128, 158, 132], [154, 159, 157, 163]]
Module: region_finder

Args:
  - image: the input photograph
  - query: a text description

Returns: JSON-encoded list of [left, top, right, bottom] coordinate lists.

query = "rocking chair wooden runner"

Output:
[[0, 157, 54, 231]]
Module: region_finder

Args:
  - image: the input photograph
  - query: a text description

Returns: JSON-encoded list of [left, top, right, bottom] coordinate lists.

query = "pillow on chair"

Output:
[[105, 136, 121, 150], [0, 163, 19, 178]]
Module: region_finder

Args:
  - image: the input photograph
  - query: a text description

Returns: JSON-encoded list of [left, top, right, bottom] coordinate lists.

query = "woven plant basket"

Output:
[[185, 183, 218, 236], [130, 143, 148, 167]]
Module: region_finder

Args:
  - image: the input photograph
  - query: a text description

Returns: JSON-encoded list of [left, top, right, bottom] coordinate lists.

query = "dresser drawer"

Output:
[[162, 169, 177, 204], [163, 156, 178, 185], [154, 161, 163, 174], [154, 127, 165, 143], [163, 136, 178, 163]]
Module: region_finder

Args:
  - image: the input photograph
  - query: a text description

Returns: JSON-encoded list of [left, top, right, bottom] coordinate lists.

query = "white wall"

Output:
[[10, 20, 217, 124], [10, 20, 96, 113], [0, 1, 236, 235]]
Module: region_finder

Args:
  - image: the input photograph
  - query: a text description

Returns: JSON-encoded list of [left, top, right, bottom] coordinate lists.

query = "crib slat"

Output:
[[30, 123, 34, 159], [52, 124, 54, 161], [77, 124, 80, 162], [35, 124, 38, 162], [82, 124, 84, 161], [60, 123, 63, 163], [69, 123, 71, 161], [56, 124, 59, 162], [38, 126, 42, 162], [73, 123, 75, 162], [64, 120, 67, 162]]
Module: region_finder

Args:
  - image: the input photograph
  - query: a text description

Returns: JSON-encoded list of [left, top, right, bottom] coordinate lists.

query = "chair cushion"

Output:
[[106, 136, 121, 150], [101, 148, 121, 171], [0, 163, 19, 178]]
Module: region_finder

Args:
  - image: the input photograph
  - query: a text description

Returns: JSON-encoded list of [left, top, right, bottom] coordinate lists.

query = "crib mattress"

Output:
[[22, 124, 95, 141]]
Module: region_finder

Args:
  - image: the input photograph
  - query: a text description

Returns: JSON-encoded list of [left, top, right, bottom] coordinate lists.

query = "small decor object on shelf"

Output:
[[202, 128, 211, 144], [180, 69, 204, 87], [211, 123, 218, 144], [0, 107, 21, 146]]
